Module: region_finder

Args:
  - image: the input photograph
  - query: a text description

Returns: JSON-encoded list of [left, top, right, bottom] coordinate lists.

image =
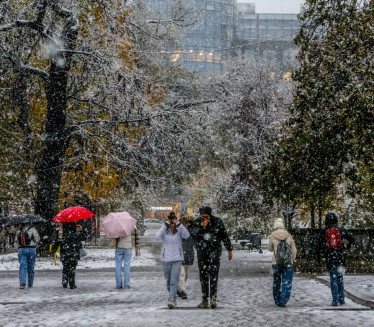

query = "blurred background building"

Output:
[[145, 0, 235, 73], [234, 2, 301, 73], [144, 0, 302, 72]]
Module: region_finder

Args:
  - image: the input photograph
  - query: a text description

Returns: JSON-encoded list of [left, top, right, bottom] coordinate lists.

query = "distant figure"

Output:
[[8, 225, 16, 248], [16, 224, 41, 289], [112, 226, 138, 289], [177, 216, 195, 300], [0, 224, 7, 253], [155, 212, 190, 309], [190, 206, 233, 309], [51, 222, 87, 289], [317, 213, 355, 306], [268, 218, 297, 307]]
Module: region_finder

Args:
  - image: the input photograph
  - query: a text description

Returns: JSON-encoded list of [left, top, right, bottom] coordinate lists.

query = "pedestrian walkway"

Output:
[[316, 275, 374, 309], [1, 250, 373, 326]]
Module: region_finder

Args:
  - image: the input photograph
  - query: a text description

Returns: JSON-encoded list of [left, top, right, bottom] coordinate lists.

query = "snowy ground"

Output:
[[0, 248, 156, 271], [1, 249, 373, 327], [317, 274, 374, 304]]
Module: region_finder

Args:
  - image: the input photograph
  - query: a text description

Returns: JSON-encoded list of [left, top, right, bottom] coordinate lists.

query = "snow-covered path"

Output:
[[1, 250, 373, 327]]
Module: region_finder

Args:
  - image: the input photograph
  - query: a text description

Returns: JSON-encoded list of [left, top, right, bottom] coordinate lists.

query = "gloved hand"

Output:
[[228, 251, 233, 261], [176, 222, 181, 227], [165, 221, 170, 228]]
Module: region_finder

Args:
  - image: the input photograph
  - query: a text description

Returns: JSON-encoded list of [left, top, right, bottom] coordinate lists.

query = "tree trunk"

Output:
[[310, 203, 315, 228], [34, 14, 78, 240], [34, 66, 71, 238], [318, 200, 322, 229]]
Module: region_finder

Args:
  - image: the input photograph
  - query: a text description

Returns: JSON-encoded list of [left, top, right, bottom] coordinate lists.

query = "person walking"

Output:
[[112, 226, 138, 289], [0, 224, 7, 253], [317, 212, 355, 306], [8, 225, 16, 248], [155, 212, 190, 309], [16, 223, 41, 289], [177, 216, 195, 300], [190, 206, 233, 309], [51, 222, 87, 289], [268, 218, 297, 307]]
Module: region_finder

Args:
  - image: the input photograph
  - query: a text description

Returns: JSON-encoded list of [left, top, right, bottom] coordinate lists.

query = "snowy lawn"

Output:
[[0, 248, 156, 271], [233, 249, 273, 262]]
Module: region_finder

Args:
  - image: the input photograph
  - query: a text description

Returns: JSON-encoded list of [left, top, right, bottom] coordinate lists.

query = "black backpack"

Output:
[[275, 237, 292, 265], [18, 227, 34, 247]]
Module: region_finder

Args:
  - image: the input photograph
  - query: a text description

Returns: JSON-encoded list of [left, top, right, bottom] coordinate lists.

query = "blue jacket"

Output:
[[155, 224, 190, 262]]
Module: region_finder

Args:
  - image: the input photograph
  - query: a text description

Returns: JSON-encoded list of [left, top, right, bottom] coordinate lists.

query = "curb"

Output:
[[315, 276, 374, 309]]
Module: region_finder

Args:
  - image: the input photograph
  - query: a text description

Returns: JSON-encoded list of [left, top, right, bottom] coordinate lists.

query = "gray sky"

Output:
[[237, 0, 305, 14]]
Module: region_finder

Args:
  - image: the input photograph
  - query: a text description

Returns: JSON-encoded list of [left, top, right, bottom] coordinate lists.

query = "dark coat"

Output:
[[182, 236, 194, 265], [190, 215, 233, 260], [317, 226, 355, 270], [51, 228, 87, 261]]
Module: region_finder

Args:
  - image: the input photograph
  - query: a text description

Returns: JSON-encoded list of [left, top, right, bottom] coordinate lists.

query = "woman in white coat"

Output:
[[155, 212, 190, 309]]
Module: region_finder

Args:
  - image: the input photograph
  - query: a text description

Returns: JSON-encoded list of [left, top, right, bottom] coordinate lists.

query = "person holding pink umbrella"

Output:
[[112, 228, 137, 289], [100, 211, 137, 290]]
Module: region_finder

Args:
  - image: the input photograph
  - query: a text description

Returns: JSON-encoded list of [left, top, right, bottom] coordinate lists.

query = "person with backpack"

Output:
[[268, 218, 297, 307], [16, 223, 41, 289], [51, 222, 87, 289], [317, 212, 355, 306]]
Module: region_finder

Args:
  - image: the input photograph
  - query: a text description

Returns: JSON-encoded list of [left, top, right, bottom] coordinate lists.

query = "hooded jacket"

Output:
[[316, 225, 355, 270], [268, 228, 297, 265], [155, 223, 190, 262], [190, 215, 233, 259]]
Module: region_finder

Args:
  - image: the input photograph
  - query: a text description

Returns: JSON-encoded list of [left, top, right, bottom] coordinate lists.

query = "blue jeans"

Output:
[[18, 247, 36, 287], [115, 248, 132, 288], [272, 264, 293, 305], [163, 261, 182, 300], [330, 267, 344, 304]]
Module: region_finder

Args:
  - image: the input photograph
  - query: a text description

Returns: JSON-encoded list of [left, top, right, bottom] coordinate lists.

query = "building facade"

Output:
[[145, 0, 235, 73], [144, 1, 301, 73], [235, 3, 300, 72]]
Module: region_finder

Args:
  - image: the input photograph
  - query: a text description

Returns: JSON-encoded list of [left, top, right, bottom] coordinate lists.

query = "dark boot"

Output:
[[69, 276, 77, 289], [210, 297, 217, 309], [181, 291, 187, 299], [197, 299, 209, 309]]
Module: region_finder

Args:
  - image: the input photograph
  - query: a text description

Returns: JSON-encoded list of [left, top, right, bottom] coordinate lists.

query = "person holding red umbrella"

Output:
[[50, 222, 87, 289]]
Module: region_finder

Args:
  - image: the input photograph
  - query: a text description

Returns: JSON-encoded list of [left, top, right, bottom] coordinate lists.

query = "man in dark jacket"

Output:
[[51, 222, 87, 289], [316, 212, 355, 306], [190, 206, 233, 309]]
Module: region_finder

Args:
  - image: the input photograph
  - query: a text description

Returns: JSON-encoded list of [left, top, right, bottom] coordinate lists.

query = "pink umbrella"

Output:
[[100, 211, 136, 238]]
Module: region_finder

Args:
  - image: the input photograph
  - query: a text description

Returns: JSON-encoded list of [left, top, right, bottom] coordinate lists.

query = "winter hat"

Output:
[[168, 212, 177, 220], [199, 206, 212, 216], [273, 218, 285, 230], [325, 212, 338, 226]]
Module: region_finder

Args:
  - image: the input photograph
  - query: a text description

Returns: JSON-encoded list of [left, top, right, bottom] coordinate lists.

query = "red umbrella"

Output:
[[53, 206, 95, 223]]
